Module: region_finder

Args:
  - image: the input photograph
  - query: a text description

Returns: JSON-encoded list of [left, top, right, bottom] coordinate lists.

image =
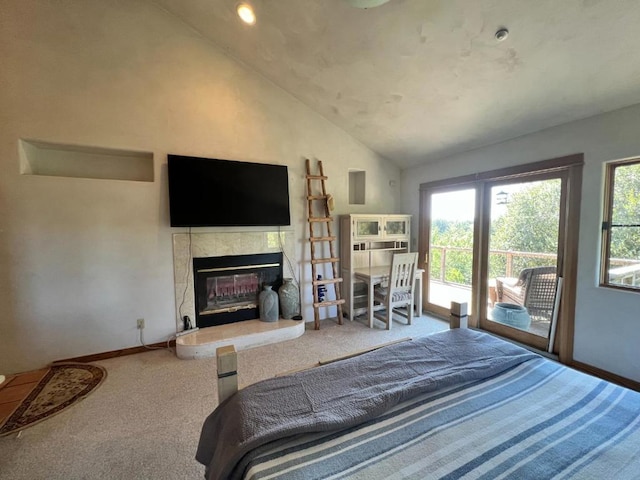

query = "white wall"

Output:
[[402, 104, 640, 382], [0, 0, 401, 374]]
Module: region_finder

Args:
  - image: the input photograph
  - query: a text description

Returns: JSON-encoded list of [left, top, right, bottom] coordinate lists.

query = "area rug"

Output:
[[0, 363, 106, 437]]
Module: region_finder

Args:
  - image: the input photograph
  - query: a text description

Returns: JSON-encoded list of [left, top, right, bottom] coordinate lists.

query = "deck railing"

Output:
[[608, 258, 640, 286], [429, 246, 556, 287], [430, 246, 640, 287]]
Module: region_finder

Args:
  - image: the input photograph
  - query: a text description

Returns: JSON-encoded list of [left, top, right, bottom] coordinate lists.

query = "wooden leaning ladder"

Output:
[[305, 159, 345, 330]]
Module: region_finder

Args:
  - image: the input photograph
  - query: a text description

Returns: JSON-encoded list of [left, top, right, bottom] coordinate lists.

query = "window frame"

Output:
[[600, 158, 640, 292]]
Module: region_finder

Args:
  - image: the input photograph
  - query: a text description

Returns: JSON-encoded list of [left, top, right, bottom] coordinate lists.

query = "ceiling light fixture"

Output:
[[236, 3, 256, 25], [495, 28, 509, 42]]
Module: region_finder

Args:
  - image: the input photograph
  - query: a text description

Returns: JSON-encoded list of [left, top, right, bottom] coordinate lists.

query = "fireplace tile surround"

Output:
[[172, 230, 296, 333]]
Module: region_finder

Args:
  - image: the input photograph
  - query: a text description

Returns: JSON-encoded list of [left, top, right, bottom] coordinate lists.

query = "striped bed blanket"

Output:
[[197, 330, 640, 480]]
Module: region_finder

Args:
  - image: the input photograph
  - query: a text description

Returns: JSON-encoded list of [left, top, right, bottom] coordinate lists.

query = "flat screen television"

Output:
[[167, 155, 291, 227]]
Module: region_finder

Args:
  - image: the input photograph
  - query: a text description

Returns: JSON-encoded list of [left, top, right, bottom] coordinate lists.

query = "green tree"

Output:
[[491, 179, 561, 255], [610, 162, 640, 262], [489, 180, 561, 275], [428, 170, 640, 286], [430, 219, 474, 285]]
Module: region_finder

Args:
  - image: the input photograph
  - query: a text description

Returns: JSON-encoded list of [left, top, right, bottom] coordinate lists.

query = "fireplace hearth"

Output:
[[193, 253, 283, 328]]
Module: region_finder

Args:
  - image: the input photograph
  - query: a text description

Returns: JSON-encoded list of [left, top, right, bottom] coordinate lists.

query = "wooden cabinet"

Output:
[[340, 214, 411, 320]]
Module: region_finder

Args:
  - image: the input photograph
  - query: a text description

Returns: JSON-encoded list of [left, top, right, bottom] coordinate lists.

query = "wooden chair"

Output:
[[496, 266, 557, 321], [373, 252, 418, 329]]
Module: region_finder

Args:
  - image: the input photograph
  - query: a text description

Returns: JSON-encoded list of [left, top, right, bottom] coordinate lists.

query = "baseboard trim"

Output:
[[56, 341, 176, 364], [569, 360, 640, 392]]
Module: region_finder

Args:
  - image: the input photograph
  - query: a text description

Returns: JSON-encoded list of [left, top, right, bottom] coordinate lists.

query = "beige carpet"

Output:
[[0, 315, 448, 479]]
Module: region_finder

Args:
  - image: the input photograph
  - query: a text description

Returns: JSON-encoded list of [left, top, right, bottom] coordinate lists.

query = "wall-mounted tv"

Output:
[[167, 155, 291, 227]]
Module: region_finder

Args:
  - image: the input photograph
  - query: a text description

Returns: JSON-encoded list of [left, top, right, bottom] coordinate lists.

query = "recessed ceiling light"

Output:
[[237, 3, 256, 25]]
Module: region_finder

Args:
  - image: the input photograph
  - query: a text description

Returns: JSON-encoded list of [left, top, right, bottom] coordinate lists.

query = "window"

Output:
[[601, 159, 640, 291]]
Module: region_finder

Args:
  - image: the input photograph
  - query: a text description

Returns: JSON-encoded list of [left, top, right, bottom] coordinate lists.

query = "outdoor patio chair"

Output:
[[496, 266, 557, 320], [373, 252, 418, 329]]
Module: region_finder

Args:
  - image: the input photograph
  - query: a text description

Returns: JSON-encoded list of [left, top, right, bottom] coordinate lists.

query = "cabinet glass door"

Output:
[[384, 218, 408, 237], [355, 218, 381, 239]]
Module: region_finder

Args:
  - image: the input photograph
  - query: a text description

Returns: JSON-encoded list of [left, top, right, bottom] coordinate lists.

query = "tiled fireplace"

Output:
[[172, 230, 295, 333]]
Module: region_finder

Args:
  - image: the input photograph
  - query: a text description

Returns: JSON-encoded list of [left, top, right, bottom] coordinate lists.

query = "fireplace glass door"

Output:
[[193, 253, 283, 328]]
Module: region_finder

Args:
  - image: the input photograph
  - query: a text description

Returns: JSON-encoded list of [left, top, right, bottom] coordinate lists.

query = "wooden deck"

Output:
[[427, 280, 550, 338]]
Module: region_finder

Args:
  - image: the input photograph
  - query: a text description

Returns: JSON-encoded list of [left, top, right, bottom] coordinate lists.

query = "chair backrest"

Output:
[[522, 266, 557, 314], [388, 252, 418, 295]]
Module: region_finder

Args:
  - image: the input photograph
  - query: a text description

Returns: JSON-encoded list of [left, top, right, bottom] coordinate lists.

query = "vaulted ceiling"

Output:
[[152, 0, 640, 168]]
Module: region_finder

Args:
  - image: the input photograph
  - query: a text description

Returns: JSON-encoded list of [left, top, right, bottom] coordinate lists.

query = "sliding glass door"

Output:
[[480, 174, 565, 350], [423, 187, 478, 319], [419, 156, 582, 355]]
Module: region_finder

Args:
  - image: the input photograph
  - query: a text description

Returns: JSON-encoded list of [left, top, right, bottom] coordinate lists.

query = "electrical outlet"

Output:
[[137, 318, 145, 329]]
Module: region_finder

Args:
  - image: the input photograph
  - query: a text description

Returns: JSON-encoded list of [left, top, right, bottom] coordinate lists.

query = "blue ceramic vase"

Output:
[[259, 285, 279, 322]]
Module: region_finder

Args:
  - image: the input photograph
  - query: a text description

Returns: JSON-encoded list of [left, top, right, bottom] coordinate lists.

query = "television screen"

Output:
[[168, 155, 291, 227]]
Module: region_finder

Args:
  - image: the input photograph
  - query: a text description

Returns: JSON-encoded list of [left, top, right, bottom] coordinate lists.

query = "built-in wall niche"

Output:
[[19, 139, 154, 182], [349, 170, 366, 205]]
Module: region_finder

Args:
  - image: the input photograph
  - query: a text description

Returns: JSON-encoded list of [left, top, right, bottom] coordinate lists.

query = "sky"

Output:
[[430, 184, 527, 221], [431, 188, 476, 221]]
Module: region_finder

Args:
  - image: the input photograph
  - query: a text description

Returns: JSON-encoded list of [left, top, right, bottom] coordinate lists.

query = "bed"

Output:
[[196, 328, 640, 480]]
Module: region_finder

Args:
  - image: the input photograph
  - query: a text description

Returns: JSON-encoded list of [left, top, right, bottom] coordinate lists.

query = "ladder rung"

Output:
[[313, 278, 343, 286], [307, 195, 328, 200], [311, 257, 340, 264], [313, 299, 346, 308], [306, 175, 328, 180], [309, 217, 333, 222], [310, 236, 336, 242]]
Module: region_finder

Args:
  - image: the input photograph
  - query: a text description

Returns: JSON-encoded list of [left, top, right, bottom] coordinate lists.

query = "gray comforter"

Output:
[[196, 328, 539, 480]]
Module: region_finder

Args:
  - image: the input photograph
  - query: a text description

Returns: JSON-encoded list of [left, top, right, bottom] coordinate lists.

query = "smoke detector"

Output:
[[495, 28, 509, 42]]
